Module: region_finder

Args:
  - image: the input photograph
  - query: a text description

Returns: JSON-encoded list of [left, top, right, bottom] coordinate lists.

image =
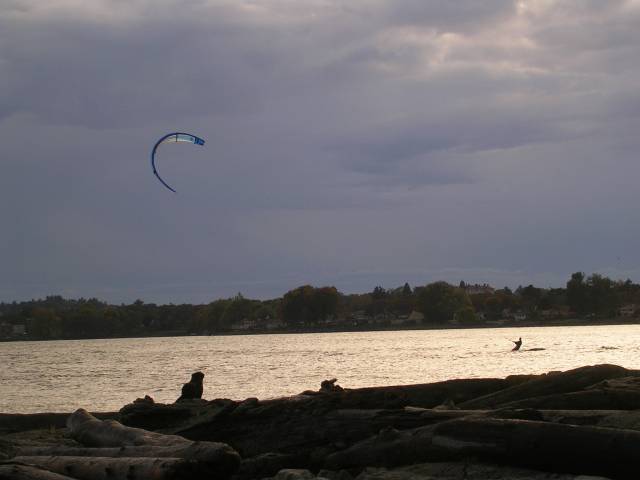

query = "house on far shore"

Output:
[[619, 304, 638, 318], [486, 319, 507, 326], [540, 308, 571, 320], [407, 310, 424, 322], [464, 283, 495, 295], [265, 318, 284, 330], [231, 318, 258, 331], [350, 310, 372, 323], [0, 322, 12, 338], [513, 311, 527, 322], [12, 324, 26, 336], [0, 323, 26, 339]]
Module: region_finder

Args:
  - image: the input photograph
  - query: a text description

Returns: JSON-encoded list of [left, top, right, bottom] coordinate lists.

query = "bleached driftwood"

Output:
[[10, 456, 211, 480], [67, 409, 188, 447], [0, 463, 78, 480], [15, 442, 236, 464], [60, 409, 240, 479]]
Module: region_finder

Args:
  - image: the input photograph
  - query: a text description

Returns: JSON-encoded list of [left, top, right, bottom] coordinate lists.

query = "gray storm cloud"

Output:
[[1, 0, 639, 302]]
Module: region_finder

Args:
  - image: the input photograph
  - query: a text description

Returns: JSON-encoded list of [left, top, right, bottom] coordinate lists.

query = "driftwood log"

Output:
[[121, 377, 520, 433], [67, 409, 189, 447], [15, 442, 233, 462], [494, 387, 640, 410], [306, 377, 518, 409], [348, 461, 613, 480], [9, 456, 213, 480], [325, 416, 640, 478], [175, 402, 471, 458], [458, 364, 640, 409], [3, 409, 241, 479], [168, 377, 526, 459], [0, 463, 78, 480], [0, 412, 118, 435]]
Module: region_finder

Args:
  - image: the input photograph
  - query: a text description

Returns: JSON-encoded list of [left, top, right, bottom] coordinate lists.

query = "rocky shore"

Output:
[[3, 364, 640, 479]]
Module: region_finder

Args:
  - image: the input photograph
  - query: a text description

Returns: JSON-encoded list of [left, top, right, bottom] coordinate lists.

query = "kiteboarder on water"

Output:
[[512, 337, 523, 351]]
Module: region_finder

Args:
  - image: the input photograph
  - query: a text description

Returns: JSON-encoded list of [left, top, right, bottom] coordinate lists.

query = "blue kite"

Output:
[[151, 132, 205, 192]]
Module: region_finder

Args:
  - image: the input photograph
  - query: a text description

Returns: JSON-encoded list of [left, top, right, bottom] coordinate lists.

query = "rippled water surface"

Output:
[[2, 324, 640, 413]]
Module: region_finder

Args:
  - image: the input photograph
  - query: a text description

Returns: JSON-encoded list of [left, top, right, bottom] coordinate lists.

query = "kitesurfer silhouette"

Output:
[[512, 337, 523, 351]]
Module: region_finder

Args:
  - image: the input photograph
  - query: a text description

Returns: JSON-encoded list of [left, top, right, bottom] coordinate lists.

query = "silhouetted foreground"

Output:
[[3, 365, 640, 479]]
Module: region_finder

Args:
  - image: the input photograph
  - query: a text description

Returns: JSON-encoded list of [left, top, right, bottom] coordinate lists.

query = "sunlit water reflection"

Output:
[[2, 324, 639, 413]]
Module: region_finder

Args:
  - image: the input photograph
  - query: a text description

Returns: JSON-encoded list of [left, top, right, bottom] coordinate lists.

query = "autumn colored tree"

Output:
[[417, 282, 473, 324], [281, 285, 339, 325]]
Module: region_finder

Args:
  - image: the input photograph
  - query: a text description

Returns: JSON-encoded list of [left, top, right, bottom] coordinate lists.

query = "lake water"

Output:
[[1, 324, 640, 413]]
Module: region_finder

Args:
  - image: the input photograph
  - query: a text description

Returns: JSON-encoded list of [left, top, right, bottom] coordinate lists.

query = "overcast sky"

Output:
[[2, 0, 640, 304]]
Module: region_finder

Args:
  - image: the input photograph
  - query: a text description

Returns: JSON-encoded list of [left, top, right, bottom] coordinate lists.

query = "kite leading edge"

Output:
[[151, 132, 206, 193]]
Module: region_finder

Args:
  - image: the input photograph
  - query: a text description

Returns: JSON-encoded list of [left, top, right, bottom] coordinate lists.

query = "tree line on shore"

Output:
[[1, 272, 639, 340]]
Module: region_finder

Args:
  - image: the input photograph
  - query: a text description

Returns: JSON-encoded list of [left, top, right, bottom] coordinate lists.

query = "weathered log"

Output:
[[0, 463, 78, 480], [11, 456, 215, 480], [177, 404, 478, 458], [120, 378, 513, 434], [0, 439, 17, 461], [118, 399, 231, 432], [270, 469, 317, 480], [67, 409, 188, 447], [171, 378, 526, 459], [176, 402, 627, 460], [63, 409, 240, 477], [325, 417, 640, 478], [431, 418, 640, 478], [15, 441, 240, 472], [459, 364, 639, 409], [353, 461, 611, 480], [401, 406, 640, 429], [497, 388, 640, 410], [316, 377, 514, 410], [493, 408, 622, 426], [17, 441, 231, 459], [234, 452, 304, 480], [0, 412, 118, 435], [118, 403, 194, 431]]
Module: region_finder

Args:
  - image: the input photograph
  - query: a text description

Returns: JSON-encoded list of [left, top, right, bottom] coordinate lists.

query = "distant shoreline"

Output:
[[2, 317, 639, 343]]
